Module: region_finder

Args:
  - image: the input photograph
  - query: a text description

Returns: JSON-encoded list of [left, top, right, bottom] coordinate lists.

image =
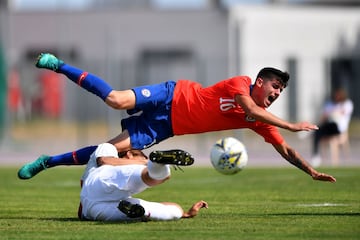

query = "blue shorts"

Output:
[[121, 81, 176, 149]]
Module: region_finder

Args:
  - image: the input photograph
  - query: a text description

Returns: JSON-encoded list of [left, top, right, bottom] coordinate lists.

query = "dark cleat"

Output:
[[149, 149, 194, 166], [118, 200, 145, 218]]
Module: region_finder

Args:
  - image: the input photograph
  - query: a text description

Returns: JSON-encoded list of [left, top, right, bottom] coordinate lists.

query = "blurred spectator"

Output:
[[7, 67, 25, 121], [39, 71, 63, 118], [311, 88, 353, 167]]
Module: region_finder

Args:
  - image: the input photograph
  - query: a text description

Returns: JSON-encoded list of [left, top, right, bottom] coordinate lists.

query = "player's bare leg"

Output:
[[105, 90, 136, 110], [36, 53, 136, 111], [107, 130, 133, 153]]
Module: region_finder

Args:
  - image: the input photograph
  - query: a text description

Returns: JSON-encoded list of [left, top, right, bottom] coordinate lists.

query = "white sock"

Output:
[[147, 161, 170, 180], [131, 199, 183, 220]]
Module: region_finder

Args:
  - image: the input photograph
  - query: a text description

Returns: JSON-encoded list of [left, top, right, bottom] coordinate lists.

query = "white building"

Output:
[[229, 5, 360, 121]]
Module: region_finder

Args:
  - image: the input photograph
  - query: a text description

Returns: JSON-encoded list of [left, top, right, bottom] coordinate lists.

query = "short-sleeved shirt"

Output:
[[80, 143, 148, 220], [123, 76, 284, 149], [172, 76, 284, 145]]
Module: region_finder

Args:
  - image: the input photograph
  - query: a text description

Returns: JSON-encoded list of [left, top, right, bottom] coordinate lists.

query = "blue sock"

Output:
[[58, 64, 113, 101], [46, 145, 97, 167]]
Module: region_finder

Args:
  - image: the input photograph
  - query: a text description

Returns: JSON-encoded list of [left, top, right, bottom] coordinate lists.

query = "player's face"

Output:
[[256, 78, 284, 108], [128, 150, 148, 160]]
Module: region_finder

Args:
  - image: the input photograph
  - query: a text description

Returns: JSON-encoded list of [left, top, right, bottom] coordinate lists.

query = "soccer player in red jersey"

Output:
[[18, 53, 336, 183]]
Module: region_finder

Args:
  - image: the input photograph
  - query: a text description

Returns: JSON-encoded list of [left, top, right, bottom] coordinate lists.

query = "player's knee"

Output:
[[105, 92, 124, 109], [105, 90, 135, 110]]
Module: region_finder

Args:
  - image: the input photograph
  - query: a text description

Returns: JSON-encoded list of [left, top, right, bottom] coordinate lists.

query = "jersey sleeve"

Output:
[[81, 143, 119, 181], [93, 143, 118, 158], [251, 123, 284, 145]]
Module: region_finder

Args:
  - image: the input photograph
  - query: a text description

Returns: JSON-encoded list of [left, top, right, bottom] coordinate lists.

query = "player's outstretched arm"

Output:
[[311, 171, 337, 182], [97, 156, 147, 166], [272, 142, 336, 183], [182, 200, 209, 218], [235, 95, 318, 132], [287, 121, 319, 132]]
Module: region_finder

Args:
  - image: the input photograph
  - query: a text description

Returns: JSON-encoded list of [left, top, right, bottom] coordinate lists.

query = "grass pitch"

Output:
[[0, 166, 359, 240]]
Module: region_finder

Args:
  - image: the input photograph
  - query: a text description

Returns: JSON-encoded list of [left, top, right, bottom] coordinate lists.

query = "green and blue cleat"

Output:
[[35, 53, 64, 71], [149, 149, 194, 166], [17, 155, 50, 180]]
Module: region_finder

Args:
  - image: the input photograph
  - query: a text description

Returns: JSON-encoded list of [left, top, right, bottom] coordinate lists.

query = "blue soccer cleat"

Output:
[[17, 155, 50, 180], [35, 53, 64, 71]]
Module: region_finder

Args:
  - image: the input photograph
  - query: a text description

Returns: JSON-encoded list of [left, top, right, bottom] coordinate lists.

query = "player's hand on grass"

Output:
[[182, 200, 208, 218], [312, 172, 336, 182]]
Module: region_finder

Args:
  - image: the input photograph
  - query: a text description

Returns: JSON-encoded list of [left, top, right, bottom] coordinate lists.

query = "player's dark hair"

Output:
[[256, 67, 289, 88], [118, 151, 127, 158], [118, 150, 148, 159]]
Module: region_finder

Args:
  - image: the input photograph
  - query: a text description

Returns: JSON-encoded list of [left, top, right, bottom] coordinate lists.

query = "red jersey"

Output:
[[171, 76, 284, 145]]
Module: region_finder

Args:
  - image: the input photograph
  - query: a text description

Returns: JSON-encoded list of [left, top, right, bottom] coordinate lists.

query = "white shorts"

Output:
[[79, 143, 180, 221]]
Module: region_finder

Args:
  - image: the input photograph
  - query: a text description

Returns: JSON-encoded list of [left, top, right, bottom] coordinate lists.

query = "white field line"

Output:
[[295, 203, 349, 207]]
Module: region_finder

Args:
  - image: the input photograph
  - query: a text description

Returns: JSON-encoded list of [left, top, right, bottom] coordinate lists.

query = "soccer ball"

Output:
[[210, 137, 248, 175]]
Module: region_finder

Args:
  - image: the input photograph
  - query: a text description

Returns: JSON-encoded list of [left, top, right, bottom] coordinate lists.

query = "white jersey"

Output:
[[80, 143, 181, 221], [80, 143, 148, 221]]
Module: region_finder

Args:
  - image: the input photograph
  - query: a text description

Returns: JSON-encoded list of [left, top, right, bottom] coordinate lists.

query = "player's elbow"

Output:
[[245, 108, 260, 119], [105, 94, 125, 109]]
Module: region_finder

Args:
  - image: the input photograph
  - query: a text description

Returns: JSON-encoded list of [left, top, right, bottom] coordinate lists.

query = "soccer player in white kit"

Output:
[[80, 143, 208, 221]]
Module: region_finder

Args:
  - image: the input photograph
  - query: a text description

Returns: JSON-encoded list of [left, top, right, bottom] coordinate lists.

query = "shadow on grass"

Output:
[[1, 216, 155, 224], [40, 217, 80, 222], [40, 217, 144, 224]]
